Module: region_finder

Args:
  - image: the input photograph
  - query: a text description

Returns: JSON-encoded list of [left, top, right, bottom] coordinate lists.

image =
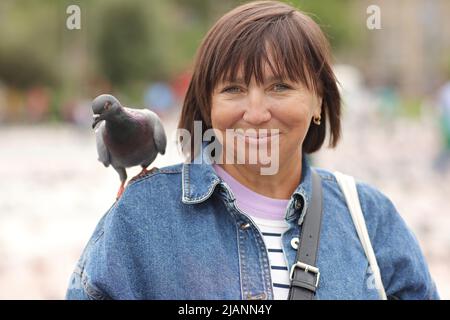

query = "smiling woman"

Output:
[[66, 1, 439, 300], [178, 0, 341, 160], [210, 66, 323, 197], [178, 0, 341, 200]]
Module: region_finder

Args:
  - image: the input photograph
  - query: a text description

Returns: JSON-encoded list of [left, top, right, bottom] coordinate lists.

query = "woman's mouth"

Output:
[[235, 130, 281, 145]]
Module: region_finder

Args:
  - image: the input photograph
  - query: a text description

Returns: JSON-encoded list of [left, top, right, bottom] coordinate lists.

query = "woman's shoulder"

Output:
[[312, 167, 422, 259], [129, 163, 184, 183], [99, 163, 186, 230], [105, 163, 185, 215], [314, 167, 438, 299], [314, 167, 414, 251], [123, 163, 184, 193], [313, 167, 395, 206], [313, 167, 400, 225]]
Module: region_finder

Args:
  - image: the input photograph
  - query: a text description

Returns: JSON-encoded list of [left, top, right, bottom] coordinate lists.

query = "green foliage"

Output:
[[286, 0, 361, 50], [0, 0, 361, 95], [0, 47, 57, 88], [96, 1, 157, 86], [400, 98, 423, 119], [0, 0, 60, 88]]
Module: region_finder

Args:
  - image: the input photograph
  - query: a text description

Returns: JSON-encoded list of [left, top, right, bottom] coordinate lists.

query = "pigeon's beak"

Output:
[[92, 114, 102, 129]]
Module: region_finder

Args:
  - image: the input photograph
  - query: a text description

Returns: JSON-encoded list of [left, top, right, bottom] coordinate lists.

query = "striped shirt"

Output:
[[250, 215, 291, 299], [213, 165, 291, 299]]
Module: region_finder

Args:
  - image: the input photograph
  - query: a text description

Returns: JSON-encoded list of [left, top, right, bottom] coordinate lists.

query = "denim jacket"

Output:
[[66, 149, 439, 300]]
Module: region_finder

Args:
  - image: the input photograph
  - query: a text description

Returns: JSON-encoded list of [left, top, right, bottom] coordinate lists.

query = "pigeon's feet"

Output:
[[130, 167, 159, 183], [116, 181, 126, 200], [139, 166, 158, 177]]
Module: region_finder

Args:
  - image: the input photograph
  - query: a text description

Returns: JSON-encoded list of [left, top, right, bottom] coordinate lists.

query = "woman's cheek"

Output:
[[212, 102, 242, 130]]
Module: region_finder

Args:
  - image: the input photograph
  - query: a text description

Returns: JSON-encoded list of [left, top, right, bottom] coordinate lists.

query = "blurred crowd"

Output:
[[0, 71, 190, 126]]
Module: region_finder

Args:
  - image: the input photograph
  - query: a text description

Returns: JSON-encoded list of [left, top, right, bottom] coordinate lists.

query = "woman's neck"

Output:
[[218, 150, 302, 199]]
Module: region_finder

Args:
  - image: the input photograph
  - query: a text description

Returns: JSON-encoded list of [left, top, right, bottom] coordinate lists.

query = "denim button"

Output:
[[240, 222, 251, 230], [291, 237, 299, 250]]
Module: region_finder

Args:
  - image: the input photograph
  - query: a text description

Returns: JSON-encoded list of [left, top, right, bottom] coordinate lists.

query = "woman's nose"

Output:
[[242, 90, 271, 125]]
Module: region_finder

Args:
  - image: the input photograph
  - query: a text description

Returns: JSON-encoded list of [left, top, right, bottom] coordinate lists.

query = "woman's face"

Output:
[[211, 64, 322, 172]]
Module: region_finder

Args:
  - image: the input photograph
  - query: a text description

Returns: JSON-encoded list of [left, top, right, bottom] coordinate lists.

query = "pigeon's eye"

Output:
[[104, 102, 111, 110]]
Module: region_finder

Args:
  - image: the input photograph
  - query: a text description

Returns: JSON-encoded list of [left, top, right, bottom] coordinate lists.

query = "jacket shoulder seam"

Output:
[[127, 168, 182, 187], [313, 168, 336, 182]]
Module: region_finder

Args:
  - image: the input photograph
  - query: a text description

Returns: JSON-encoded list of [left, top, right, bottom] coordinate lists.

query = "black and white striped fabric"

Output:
[[250, 215, 290, 300]]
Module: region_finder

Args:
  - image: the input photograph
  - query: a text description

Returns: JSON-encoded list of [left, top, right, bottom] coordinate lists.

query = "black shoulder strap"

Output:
[[288, 169, 323, 300]]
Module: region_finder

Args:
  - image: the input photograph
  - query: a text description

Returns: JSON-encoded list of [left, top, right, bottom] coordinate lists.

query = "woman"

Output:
[[67, 1, 439, 300]]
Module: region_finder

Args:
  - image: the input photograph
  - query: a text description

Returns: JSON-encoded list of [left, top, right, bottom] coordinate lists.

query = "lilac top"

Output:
[[213, 165, 290, 220]]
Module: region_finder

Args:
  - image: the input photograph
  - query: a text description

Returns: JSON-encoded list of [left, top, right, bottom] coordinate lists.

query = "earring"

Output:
[[313, 115, 321, 125]]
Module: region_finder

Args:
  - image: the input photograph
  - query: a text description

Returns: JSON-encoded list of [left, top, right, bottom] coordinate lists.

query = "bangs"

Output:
[[212, 13, 323, 94]]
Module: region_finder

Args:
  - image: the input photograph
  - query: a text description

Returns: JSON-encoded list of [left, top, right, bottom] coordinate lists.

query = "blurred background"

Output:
[[0, 0, 449, 299]]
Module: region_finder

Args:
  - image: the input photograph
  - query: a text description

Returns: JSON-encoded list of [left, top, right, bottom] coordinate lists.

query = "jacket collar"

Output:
[[181, 157, 221, 205], [181, 142, 313, 222]]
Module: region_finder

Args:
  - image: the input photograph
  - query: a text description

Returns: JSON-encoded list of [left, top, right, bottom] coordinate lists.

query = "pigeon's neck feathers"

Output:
[[105, 107, 141, 142]]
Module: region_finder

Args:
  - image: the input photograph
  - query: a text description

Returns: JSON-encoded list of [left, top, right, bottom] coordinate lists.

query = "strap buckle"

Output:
[[289, 261, 320, 288]]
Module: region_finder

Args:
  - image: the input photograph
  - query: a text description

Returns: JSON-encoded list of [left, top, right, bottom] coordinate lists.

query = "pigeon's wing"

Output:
[[153, 117, 167, 155], [144, 110, 167, 155], [95, 122, 111, 167]]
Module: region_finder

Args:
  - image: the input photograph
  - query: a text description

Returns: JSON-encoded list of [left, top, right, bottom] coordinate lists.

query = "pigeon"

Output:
[[91, 94, 167, 200]]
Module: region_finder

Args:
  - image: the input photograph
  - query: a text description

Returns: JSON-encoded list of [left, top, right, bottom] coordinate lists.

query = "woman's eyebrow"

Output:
[[221, 75, 285, 85], [266, 76, 284, 82], [221, 78, 245, 84]]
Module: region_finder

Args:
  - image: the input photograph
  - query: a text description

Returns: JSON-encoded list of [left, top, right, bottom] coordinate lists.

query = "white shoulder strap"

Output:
[[334, 171, 387, 300]]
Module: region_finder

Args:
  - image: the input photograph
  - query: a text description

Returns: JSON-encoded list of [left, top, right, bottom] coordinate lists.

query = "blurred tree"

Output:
[[96, 1, 158, 86], [288, 0, 361, 51], [167, 0, 241, 72], [0, 47, 57, 89], [0, 0, 60, 88], [0, 0, 363, 114]]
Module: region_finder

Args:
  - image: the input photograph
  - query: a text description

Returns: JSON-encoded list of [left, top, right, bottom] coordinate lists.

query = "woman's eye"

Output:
[[222, 86, 242, 94], [272, 83, 291, 92]]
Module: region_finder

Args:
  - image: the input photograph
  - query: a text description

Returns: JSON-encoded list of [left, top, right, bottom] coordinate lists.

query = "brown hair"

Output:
[[178, 0, 341, 160]]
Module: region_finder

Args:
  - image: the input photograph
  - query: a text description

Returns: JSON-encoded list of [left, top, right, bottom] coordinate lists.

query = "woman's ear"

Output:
[[314, 95, 323, 116]]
